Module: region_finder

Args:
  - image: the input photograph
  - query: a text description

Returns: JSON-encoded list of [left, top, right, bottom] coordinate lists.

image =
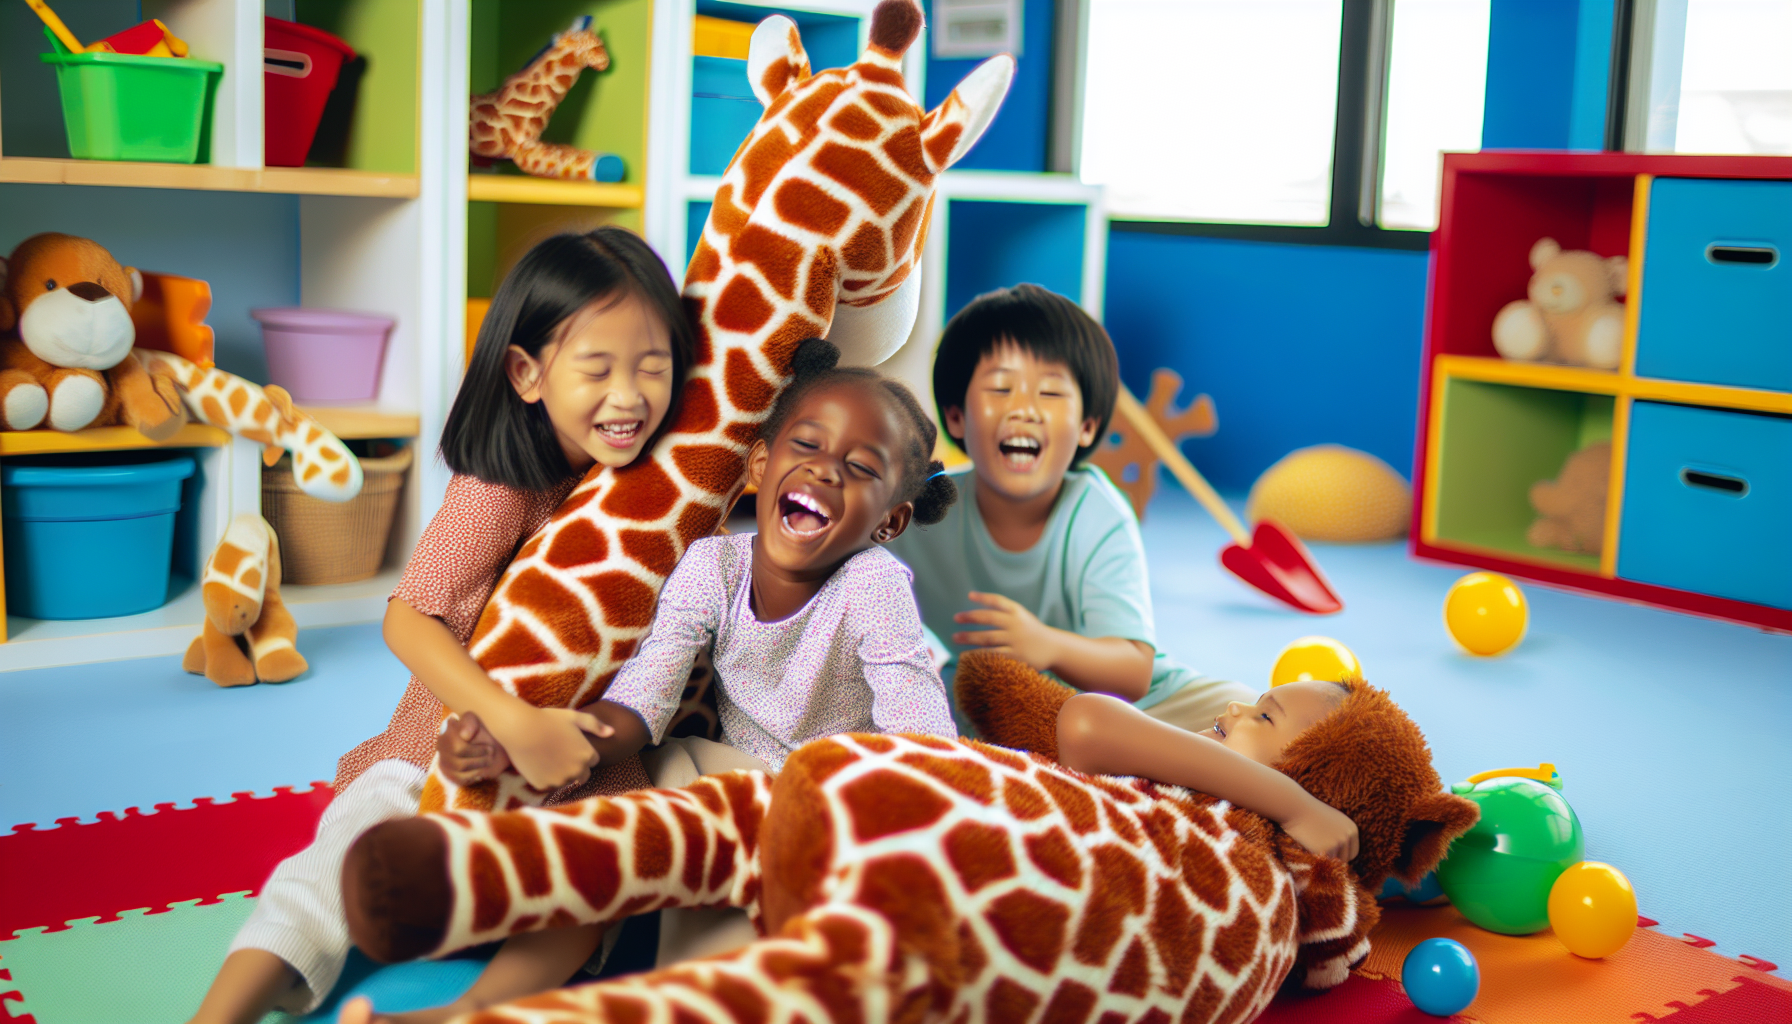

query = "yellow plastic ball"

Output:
[[1548, 862, 1638, 958], [1444, 572, 1528, 656], [1270, 636, 1362, 687]]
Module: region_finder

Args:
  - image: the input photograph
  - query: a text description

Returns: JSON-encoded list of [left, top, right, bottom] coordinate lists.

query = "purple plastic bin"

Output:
[[253, 307, 394, 403]]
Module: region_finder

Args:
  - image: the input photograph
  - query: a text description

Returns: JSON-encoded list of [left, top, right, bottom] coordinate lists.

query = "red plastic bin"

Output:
[[263, 18, 354, 167]]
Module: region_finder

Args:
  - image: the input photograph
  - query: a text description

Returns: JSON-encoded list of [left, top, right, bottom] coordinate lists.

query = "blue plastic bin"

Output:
[[1617, 401, 1792, 610], [2, 454, 196, 619], [1636, 177, 1792, 392]]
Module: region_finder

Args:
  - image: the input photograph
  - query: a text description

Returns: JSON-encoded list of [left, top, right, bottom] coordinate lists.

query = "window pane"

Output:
[[1675, 0, 1792, 155], [1079, 0, 1343, 226], [1379, 0, 1490, 231]]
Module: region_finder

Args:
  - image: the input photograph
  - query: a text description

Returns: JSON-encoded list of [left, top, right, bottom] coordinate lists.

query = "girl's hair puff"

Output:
[[758, 339, 958, 526], [441, 227, 694, 491]]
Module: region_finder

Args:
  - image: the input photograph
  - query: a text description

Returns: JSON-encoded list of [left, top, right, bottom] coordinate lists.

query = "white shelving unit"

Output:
[[0, 0, 462, 669]]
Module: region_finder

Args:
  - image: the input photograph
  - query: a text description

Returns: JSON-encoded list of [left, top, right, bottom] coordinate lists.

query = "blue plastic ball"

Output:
[[1402, 938, 1479, 1016]]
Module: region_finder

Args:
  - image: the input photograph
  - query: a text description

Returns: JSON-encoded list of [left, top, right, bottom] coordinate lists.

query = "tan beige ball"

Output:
[[1247, 445, 1412, 543]]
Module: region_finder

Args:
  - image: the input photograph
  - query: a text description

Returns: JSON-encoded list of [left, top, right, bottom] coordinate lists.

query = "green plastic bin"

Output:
[[39, 28, 222, 164]]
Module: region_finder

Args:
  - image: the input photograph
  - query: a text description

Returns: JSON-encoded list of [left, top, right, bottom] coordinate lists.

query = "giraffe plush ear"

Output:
[[919, 54, 1015, 174], [747, 15, 811, 107]]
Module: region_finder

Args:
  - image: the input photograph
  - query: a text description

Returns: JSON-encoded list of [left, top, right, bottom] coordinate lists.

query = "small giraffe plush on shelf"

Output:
[[135, 349, 363, 502], [469, 16, 627, 182], [343, 652, 1477, 1024], [420, 0, 1015, 813], [183, 513, 307, 687]]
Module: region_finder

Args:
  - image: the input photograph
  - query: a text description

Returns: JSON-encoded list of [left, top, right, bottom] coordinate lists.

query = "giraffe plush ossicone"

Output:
[[469, 16, 626, 182], [342, 656, 1477, 1024], [183, 513, 308, 687], [420, 0, 1014, 813]]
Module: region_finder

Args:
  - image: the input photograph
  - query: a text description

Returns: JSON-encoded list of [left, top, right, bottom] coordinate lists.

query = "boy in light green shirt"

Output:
[[886, 284, 1251, 735]]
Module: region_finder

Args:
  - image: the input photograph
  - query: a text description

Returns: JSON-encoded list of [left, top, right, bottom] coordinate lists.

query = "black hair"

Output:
[[931, 283, 1120, 467], [758, 339, 959, 526], [440, 227, 695, 491]]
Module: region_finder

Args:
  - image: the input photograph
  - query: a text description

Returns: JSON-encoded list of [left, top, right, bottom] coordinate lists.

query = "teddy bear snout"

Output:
[[65, 281, 114, 302], [16, 284, 136, 370]]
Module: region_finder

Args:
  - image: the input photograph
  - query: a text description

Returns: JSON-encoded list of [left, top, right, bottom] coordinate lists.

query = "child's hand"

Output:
[[951, 591, 1060, 672], [494, 706, 613, 791], [1282, 800, 1360, 863], [437, 712, 510, 785]]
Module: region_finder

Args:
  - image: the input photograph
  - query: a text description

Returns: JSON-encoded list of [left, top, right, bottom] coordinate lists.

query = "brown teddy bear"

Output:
[[0, 233, 186, 438], [1528, 440, 1611, 555], [1492, 237, 1628, 370]]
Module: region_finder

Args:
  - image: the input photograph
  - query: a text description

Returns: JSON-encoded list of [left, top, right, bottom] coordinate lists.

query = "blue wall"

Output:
[[1103, 234, 1431, 492], [923, 0, 1054, 172], [0, 185, 301, 383]]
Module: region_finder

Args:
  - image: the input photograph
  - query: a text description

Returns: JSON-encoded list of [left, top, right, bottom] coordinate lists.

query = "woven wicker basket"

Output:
[[262, 446, 413, 585]]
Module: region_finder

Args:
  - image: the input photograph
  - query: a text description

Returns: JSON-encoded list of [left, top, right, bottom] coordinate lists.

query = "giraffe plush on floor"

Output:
[[184, 513, 307, 687], [421, 0, 1015, 813], [344, 655, 1479, 1024], [469, 16, 626, 182], [135, 349, 363, 501]]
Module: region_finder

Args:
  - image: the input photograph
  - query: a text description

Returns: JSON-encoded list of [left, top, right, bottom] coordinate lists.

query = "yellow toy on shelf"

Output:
[[24, 0, 190, 57]]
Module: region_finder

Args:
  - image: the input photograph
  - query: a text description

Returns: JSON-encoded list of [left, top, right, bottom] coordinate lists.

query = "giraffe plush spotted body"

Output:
[[135, 349, 363, 501], [469, 16, 625, 182], [184, 513, 307, 687], [345, 660, 1478, 1024], [420, 0, 1015, 813]]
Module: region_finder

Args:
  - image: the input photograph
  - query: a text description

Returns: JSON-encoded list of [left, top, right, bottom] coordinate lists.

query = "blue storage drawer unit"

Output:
[[1617, 401, 1792, 609], [1635, 177, 1792, 392], [690, 56, 761, 176]]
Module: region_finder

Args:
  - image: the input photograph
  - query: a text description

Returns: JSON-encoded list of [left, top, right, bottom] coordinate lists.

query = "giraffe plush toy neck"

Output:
[[422, 0, 1013, 813], [469, 16, 626, 182], [345, 658, 1478, 1024]]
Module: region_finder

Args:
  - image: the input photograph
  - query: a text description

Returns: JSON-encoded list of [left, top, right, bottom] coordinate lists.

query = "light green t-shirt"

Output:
[[885, 465, 1201, 732]]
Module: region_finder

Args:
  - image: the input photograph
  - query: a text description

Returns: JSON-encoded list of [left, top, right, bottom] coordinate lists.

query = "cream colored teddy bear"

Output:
[[1492, 238, 1628, 370]]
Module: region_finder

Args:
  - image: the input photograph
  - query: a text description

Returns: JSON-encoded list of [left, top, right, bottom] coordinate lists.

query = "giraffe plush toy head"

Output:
[[343, 655, 1477, 1024], [422, 0, 1013, 813]]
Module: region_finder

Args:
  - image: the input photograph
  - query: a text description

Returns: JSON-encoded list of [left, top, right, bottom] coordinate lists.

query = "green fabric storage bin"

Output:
[[39, 28, 223, 164]]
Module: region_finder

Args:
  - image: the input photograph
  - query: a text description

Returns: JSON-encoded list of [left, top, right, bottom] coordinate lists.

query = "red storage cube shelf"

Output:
[[1412, 151, 1792, 633]]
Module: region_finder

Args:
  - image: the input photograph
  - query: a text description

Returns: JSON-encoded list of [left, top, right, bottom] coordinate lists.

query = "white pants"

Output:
[[641, 737, 771, 968], [229, 759, 425, 1013]]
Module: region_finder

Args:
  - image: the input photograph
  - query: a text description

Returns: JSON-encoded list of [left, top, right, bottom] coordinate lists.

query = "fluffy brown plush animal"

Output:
[[1491, 237, 1628, 370], [336, 652, 1476, 1024], [0, 233, 185, 437], [183, 514, 308, 687], [1528, 440, 1611, 555]]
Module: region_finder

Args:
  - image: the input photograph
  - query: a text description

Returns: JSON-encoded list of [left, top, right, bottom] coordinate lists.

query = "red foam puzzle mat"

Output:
[[1, 784, 332, 937]]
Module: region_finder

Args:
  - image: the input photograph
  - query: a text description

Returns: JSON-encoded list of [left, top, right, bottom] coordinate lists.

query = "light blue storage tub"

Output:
[[1636, 177, 1792, 392], [2, 453, 196, 619], [1617, 401, 1792, 610]]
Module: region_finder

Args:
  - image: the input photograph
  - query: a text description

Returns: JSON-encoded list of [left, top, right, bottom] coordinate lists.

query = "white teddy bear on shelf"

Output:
[[1491, 237, 1628, 370]]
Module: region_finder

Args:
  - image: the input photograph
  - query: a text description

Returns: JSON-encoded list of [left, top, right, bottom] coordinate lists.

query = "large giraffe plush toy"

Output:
[[469, 16, 627, 182], [344, 653, 1479, 1024], [422, 0, 1015, 813]]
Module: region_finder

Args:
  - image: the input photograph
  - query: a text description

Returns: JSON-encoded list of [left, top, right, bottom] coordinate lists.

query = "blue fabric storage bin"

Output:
[[2, 453, 195, 619], [1635, 178, 1792, 392], [1617, 401, 1792, 609], [690, 56, 761, 176]]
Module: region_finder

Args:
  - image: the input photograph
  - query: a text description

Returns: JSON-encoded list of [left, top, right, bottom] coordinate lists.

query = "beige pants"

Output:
[[641, 737, 772, 968], [1139, 676, 1257, 733]]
